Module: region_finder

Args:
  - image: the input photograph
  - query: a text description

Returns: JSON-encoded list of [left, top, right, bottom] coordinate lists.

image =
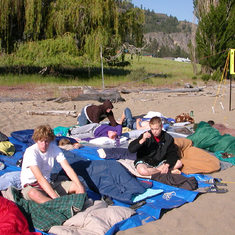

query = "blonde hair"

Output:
[[58, 138, 72, 146], [32, 125, 55, 142]]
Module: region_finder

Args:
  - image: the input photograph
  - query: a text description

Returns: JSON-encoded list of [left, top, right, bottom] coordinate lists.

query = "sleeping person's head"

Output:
[[58, 138, 72, 146], [107, 130, 117, 140], [207, 120, 215, 126]]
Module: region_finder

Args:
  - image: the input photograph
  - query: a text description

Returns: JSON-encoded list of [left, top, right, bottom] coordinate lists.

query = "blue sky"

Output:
[[131, 0, 195, 23]]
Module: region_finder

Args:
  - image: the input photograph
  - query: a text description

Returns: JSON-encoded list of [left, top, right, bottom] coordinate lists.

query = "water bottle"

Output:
[[115, 137, 120, 147]]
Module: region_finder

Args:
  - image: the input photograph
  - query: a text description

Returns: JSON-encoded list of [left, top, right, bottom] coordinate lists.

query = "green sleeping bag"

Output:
[[187, 121, 235, 155]]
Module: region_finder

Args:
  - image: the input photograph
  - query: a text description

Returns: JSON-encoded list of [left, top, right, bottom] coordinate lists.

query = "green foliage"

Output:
[[3, 33, 87, 67], [0, 55, 202, 89], [144, 40, 189, 58], [211, 68, 223, 82], [201, 74, 211, 82], [126, 67, 150, 82], [195, 0, 235, 73], [142, 9, 191, 34], [192, 76, 197, 80], [0, 0, 145, 61]]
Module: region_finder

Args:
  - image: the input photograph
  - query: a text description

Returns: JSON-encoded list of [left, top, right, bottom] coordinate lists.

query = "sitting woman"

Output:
[[117, 108, 150, 130], [68, 123, 122, 140]]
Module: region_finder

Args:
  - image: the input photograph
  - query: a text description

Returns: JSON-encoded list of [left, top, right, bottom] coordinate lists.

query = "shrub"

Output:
[[127, 67, 153, 84], [211, 69, 222, 82], [201, 74, 211, 82]]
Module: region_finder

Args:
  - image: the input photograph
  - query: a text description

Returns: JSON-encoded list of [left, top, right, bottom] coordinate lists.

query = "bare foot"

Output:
[[171, 169, 181, 174]]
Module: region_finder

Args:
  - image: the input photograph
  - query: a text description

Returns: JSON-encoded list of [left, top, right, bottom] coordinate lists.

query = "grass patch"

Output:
[[0, 55, 202, 89]]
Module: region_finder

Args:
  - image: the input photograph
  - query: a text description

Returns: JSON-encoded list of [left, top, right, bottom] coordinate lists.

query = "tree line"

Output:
[[1, 0, 235, 76], [0, 0, 144, 62], [194, 0, 235, 75]]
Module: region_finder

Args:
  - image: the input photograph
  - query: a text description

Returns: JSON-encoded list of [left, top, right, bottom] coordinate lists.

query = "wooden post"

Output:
[[100, 44, 104, 90], [229, 74, 232, 111]]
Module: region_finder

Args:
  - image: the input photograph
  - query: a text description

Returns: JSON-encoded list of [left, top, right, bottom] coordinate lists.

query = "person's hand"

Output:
[[136, 118, 141, 123], [143, 131, 151, 140], [73, 143, 82, 149], [139, 131, 151, 144], [160, 164, 170, 174]]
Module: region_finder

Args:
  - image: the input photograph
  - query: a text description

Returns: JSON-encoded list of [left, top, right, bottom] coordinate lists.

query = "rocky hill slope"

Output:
[[144, 31, 192, 54]]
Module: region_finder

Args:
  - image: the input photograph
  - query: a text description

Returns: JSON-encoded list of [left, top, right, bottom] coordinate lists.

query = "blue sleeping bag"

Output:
[[52, 150, 151, 205]]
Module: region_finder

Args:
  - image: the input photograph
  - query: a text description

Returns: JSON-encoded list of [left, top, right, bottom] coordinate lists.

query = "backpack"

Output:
[[175, 113, 195, 124]]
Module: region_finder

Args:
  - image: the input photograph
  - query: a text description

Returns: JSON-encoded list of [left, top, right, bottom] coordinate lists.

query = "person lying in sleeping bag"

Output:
[[68, 123, 122, 140], [208, 120, 235, 137], [117, 107, 150, 130]]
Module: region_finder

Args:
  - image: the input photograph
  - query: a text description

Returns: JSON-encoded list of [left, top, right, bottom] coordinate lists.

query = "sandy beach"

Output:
[[1, 83, 235, 234]]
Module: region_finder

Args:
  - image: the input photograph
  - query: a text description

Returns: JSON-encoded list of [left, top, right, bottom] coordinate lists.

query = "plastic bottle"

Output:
[[115, 137, 120, 147]]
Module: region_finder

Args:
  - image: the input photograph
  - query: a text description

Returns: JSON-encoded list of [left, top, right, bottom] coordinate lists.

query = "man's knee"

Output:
[[27, 188, 40, 200], [136, 165, 149, 176]]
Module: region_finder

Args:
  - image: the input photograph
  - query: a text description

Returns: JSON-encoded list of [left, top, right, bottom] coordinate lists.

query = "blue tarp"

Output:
[[0, 133, 213, 235]]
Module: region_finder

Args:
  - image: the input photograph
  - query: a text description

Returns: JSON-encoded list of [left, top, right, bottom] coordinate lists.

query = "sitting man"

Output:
[[208, 120, 235, 137], [128, 116, 182, 177], [20, 125, 86, 204]]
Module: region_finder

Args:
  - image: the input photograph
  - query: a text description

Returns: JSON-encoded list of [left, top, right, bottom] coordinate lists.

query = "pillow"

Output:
[[143, 111, 166, 119], [89, 137, 115, 145], [89, 137, 127, 146]]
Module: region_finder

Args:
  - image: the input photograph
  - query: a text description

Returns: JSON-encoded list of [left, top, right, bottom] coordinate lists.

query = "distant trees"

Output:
[[144, 10, 191, 34], [194, 0, 235, 73], [0, 0, 145, 63], [144, 41, 189, 58]]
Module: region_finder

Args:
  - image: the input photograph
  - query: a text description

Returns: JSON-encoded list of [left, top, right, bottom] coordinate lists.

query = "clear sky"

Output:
[[131, 0, 195, 23]]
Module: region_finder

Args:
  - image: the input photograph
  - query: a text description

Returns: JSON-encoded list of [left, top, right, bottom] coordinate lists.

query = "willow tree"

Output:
[[44, 0, 121, 61], [0, 0, 25, 53], [193, 0, 235, 73], [0, 0, 145, 62]]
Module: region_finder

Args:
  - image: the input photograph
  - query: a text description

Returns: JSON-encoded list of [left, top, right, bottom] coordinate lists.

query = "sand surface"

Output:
[[1, 83, 235, 234]]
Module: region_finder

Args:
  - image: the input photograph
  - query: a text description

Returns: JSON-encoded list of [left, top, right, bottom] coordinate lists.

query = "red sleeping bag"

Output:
[[0, 196, 41, 235]]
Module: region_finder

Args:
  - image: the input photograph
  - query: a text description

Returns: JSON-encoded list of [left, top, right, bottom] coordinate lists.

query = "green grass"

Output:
[[0, 55, 202, 89]]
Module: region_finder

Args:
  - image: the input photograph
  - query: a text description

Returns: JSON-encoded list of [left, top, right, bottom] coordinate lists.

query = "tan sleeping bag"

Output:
[[174, 138, 220, 174]]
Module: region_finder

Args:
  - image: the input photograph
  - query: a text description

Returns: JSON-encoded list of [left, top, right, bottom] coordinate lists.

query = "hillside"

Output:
[[120, 3, 195, 58], [142, 11, 195, 57], [144, 31, 192, 54]]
